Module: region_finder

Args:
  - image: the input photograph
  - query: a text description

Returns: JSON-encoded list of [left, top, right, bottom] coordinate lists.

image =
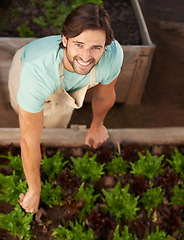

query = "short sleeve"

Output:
[[100, 40, 124, 85], [17, 63, 57, 113]]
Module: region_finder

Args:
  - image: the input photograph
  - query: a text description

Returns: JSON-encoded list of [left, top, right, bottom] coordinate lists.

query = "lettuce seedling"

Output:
[[0, 204, 34, 240], [0, 152, 24, 178], [141, 186, 165, 217], [52, 220, 95, 240], [143, 226, 170, 240], [41, 151, 68, 181], [73, 182, 100, 220], [167, 149, 184, 179], [40, 180, 62, 208], [106, 153, 129, 177], [70, 152, 104, 181], [130, 150, 164, 180], [113, 224, 138, 240], [0, 171, 28, 205], [102, 182, 139, 221], [171, 183, 184, 205]]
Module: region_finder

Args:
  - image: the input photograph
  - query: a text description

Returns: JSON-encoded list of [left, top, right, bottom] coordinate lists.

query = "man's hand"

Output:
[[87, 78, 117, 149], [85, 125, 109, 149], [19, 189, 40, 213]]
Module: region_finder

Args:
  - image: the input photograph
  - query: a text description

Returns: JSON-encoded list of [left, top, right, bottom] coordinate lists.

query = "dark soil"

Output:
[[0, 0, 140, 45], [103, 0, 141, 45]]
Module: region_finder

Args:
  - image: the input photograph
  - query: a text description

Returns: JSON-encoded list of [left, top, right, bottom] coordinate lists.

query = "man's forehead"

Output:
[[69, 29, 106, 45], [72, 40, 104, 48]]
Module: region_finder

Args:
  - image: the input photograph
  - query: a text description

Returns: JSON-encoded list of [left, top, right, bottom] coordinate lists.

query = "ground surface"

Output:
[[0, 0, 184, 129]]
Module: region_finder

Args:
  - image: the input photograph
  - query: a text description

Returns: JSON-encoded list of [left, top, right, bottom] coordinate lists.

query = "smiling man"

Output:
[[62, 29, 106, 75], [8, 3, 123, 213]]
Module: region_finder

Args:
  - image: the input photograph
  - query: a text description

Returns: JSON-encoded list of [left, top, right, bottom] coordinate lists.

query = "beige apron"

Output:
[[8, 46, 98, 128]]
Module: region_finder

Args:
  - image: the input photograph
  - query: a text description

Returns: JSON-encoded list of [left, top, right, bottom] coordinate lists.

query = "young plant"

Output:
[[73, 182, 100, 220], [102, 182, 139, 222], [52, 220, 95, 240], [0, 204, 34, 240], [0, 152, 24, 178], [40, 180, 62, 208], [167, 149, 184, 179], [17, 21, 35, 37], [106, 153, 129, 177], [141, 186, 165, 217], [0, 171, 28, 205], [143, 226, 170, 240], [130, 149, 164, 180], [113, 224, 138, 240], [41, 151, 68, 181], [70, 0, 103, 10], [70, 152, 104, 181], [32, 0, 70, 34], [171, 183, 184, 205]]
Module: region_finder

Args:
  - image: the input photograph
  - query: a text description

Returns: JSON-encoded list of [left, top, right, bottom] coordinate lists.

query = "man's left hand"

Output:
[[85, 125, 109, 149]]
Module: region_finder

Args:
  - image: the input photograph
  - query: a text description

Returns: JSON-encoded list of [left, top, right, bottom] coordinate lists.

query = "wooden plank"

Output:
[[125, 46, 155, 105], [115, 46, 140, 102], [1, 127, 184, 147], [0, 37, 35, 54]]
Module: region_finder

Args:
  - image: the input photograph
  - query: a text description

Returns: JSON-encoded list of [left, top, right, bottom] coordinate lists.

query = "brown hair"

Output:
[[60, 3, 114, 48]]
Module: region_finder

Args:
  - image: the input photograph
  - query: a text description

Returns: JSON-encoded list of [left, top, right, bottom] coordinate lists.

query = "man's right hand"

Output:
[[19, 189, 40, 213]]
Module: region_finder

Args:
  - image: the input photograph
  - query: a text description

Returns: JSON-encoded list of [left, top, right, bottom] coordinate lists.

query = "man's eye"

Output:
[[93, 46, 101, 50], [76, 44, 82, 47]]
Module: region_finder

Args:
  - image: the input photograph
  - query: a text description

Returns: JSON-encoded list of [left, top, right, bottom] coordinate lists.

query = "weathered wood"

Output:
[[1, 127, 184, 147], [126, 46, 155, 104]]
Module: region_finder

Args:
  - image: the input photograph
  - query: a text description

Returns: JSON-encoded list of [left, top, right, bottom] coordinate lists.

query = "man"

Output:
[[8, 3, 123, 213]]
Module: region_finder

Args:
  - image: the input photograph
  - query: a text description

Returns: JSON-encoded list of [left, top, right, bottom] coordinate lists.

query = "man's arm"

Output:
[[85, 77, 118, 148], [18, 105, 43, 213]]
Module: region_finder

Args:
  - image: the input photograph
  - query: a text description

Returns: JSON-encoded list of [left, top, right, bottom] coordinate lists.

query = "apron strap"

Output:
[[89, 67, 96, 85], [58, 62, 64, 88]]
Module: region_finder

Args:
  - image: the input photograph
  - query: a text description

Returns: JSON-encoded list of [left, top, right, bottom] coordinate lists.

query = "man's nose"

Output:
[[80, 49, 91, 62]]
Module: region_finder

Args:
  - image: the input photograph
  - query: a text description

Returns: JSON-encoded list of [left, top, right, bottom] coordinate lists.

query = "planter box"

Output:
[[1, 127, 184, 147], [0, 0, 155, 105]]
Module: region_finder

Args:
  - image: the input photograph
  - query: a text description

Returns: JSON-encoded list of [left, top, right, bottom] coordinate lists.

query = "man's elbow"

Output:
[[93, 91, 116, 108]]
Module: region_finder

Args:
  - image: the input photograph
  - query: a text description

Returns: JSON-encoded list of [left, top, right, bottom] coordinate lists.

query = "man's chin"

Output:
[[74, 65, 95, 75]]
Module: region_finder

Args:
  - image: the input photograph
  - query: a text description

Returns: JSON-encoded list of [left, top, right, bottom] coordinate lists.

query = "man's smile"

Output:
[[76, 58, 93, 67], [77, 59, 91, 66]]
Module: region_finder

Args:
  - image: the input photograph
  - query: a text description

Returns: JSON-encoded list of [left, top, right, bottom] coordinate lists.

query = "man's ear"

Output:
[[62, 35, 67, 48]]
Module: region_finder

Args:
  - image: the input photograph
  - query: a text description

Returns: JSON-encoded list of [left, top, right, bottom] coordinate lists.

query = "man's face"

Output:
[[62, 29, 106, 75]]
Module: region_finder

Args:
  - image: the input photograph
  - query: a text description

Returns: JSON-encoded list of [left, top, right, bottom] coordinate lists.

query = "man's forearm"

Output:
[[20, 138, 42, 193], [91, 91, 116, 127]]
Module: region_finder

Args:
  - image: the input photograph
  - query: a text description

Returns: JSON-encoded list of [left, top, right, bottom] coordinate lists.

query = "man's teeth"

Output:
[[77, 60, 90, 66]]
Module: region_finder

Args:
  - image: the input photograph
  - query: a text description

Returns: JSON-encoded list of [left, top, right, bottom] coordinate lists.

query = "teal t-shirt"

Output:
[[17, 35, 123, 113]]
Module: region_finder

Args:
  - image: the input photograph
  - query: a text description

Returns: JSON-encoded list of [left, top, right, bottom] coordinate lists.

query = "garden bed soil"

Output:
[[0, 0, 141, 45], [0, 143, 184, 240]]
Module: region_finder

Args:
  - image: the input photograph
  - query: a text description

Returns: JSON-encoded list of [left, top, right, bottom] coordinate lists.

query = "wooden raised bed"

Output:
[[1, 127, 184, 147], [0, 0, 155, 105]]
